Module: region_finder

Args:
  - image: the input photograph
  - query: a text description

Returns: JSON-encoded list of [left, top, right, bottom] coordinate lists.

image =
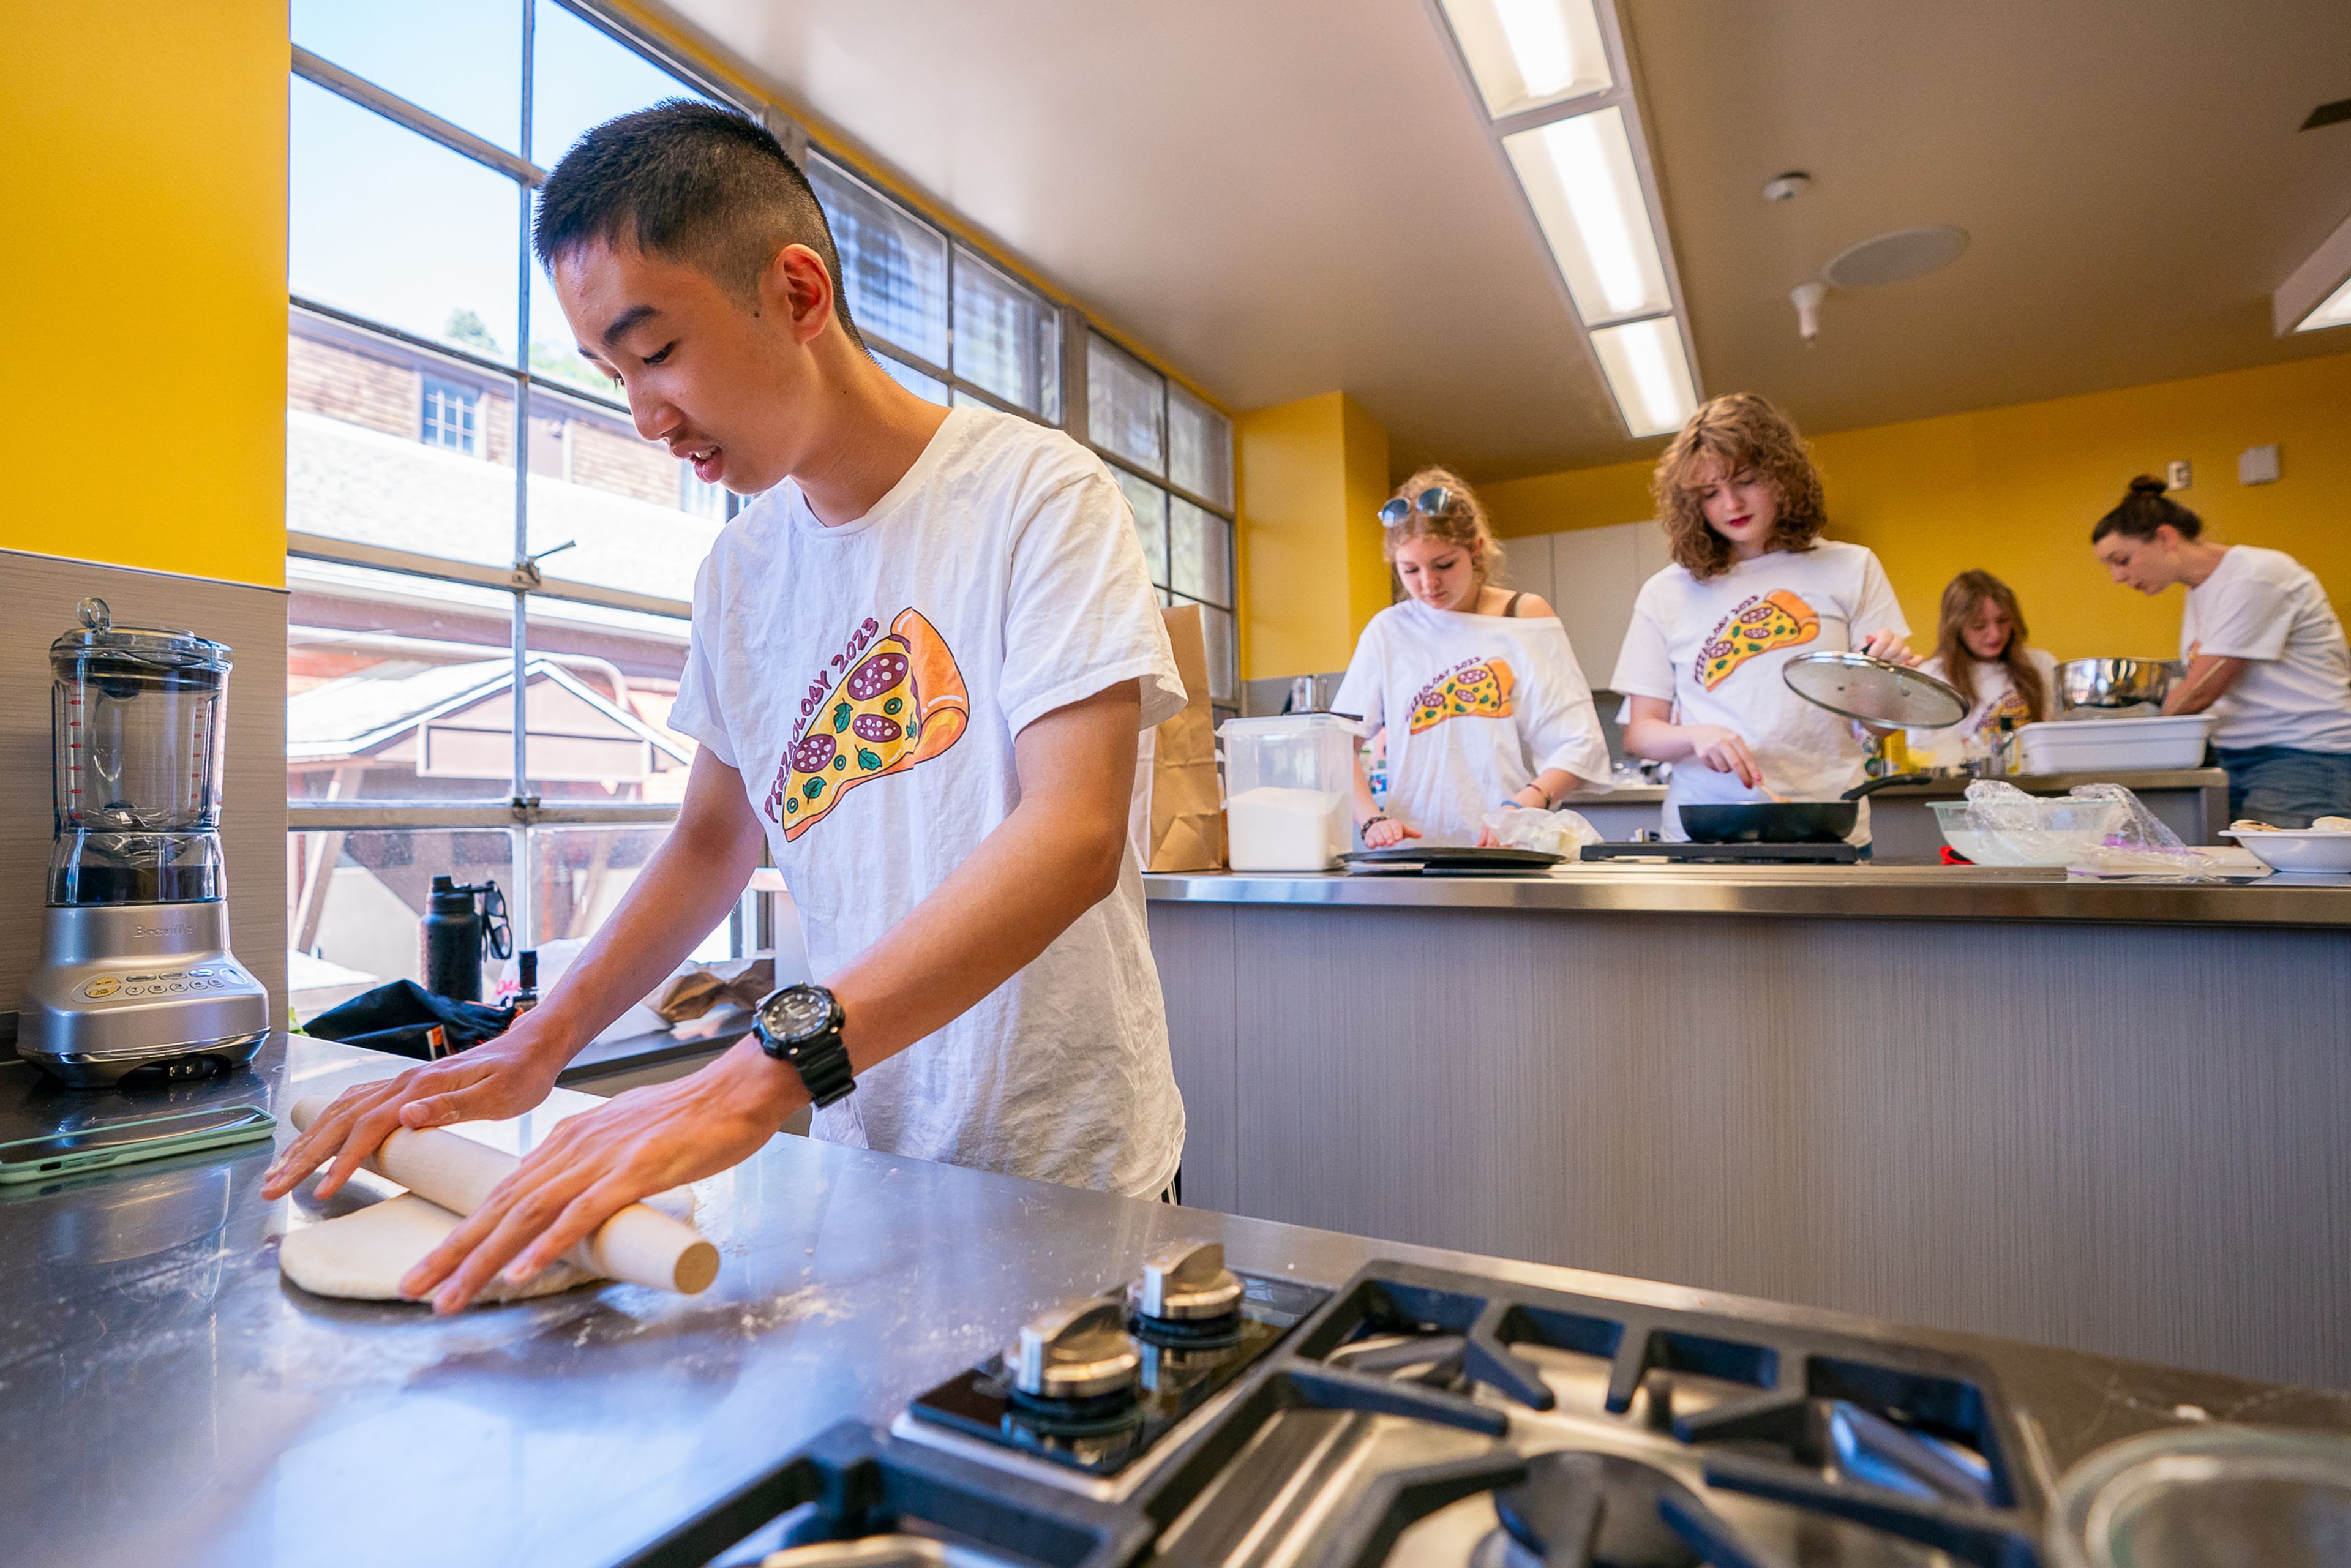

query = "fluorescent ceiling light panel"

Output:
[[2295, 274, 2351, 333], [1436, 0, 1611, 119], [1591, 316, 1696, 438], [2275, 206, 2351, 335], [1502, 105, 1670, 325]]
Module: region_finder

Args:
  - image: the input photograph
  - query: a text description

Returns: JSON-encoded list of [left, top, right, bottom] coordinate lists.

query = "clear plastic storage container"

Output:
[[1217, 714, 1364, 871]]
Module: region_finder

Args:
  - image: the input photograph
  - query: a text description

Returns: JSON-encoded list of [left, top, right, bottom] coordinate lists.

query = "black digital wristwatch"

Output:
[[751, 984, 855, 1108]]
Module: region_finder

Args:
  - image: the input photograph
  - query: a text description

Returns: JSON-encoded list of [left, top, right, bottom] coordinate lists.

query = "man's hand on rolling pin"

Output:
[[260, 1015, 568, 1203], [400, 1038, 805, 1313]]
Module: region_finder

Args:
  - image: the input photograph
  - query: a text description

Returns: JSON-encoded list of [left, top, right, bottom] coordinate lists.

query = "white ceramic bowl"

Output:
[[1931, 798, 2124, 866], [2220, 829, 2351, 874]]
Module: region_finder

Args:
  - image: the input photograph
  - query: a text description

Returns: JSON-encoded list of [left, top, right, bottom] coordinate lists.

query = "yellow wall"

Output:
[[0, 2, 288, 587], [1483, 352, 2351, 661], [1236, 392, 1392, 678]]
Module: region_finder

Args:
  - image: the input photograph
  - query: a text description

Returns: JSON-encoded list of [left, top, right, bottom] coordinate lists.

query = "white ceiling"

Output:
[[656, 0, 2351, 482]]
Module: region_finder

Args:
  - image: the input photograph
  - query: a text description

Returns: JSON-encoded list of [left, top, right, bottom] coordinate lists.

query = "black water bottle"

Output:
[[422, 875, 508, 1001]]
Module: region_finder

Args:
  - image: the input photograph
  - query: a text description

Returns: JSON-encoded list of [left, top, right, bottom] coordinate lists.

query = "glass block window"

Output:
[[1081, 335, 1238, 711], [1169, 384, 1234, 509], [809, 154, 950, 370], [1116, 469, 1170, 587], [1087, 333, 1165, 475], [876, 352, 950, 405], [954, 246, 1060, 420]]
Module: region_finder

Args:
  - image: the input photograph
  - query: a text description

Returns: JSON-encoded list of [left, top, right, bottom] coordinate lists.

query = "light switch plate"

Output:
[[2239, 445, 2281, 485], [2166, 459, 2192, 490]]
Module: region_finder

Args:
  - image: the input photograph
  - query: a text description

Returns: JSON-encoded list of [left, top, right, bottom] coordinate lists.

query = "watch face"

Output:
[[759, 986, 831, 1045]]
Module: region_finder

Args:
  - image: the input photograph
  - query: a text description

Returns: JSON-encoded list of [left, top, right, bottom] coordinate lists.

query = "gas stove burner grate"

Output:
[[1493, 1450, 1748, 1568], [1267, 1262, 2046, 1567], [671, 1260, 2055, 1568]]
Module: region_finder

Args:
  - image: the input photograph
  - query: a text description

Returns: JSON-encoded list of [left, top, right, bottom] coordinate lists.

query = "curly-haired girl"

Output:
[[1609, 394, 1914, 843]]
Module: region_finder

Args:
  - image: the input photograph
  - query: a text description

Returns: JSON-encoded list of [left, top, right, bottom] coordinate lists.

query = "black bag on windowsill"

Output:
[[299, 980, 514, 1062]]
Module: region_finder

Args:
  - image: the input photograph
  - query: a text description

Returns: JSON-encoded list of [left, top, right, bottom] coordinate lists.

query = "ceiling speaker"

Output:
[[1822, 225, 1970, 289]]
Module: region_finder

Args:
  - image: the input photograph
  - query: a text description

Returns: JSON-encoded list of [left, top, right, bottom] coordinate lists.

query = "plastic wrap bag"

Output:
[[2064, 782, 2260, 879], [1479, 805, 1602, 860], [1960, 780, 2249, 878]]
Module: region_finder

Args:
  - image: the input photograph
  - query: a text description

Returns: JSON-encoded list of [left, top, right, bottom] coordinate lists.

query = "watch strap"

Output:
[[783, 1033, 855, 1108]]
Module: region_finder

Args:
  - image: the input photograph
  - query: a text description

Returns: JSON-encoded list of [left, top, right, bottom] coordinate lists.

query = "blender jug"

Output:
[[20, 598, 268, 1087], [50, 598, 230, 905]]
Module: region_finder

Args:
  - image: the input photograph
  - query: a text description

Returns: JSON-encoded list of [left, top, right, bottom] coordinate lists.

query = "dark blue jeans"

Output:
[[2214, 744, 2351, 827]]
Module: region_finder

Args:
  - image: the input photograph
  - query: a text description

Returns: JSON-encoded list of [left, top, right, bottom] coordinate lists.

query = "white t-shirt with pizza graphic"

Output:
[[1333, 600, 1611, 846], [1905, 647, 2060, 767], [1611, 541, 1908, 841], [667, 407, 1187, 1197]]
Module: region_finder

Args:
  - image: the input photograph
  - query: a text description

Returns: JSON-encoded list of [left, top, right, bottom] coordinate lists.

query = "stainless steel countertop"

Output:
[[11, 1035, 2351, 1568], [1145, 861, 2351, 926], [1558, 767, 2226, 807]]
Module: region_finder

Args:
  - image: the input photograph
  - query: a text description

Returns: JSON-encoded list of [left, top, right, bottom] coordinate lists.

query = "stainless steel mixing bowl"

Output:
[[2058, 657, 2182, 709]]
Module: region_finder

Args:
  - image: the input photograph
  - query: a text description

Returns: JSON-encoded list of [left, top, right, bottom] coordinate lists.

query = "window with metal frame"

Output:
[[1081, 332, 1239, 713], [421, 378, 481, 454], [282, 2, 1240, 1017], [285, 1, 747, 1019]]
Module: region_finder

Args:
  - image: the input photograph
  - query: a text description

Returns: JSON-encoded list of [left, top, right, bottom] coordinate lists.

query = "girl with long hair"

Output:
[[1909, 570, 2056, 766]]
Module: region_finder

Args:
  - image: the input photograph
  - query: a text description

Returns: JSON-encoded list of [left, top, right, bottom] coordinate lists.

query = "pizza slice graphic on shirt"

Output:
[[775, 609, 969, 840], [1408, 659, 1517, 734], [1696, 590, 1821, 691]]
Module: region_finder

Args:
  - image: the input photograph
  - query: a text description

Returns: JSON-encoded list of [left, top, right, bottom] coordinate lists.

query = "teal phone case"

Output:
[[0, 1104, 276, 1184]]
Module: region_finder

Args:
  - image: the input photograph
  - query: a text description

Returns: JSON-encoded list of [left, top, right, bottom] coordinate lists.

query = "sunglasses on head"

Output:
[[1378, 487, 1455, 528]]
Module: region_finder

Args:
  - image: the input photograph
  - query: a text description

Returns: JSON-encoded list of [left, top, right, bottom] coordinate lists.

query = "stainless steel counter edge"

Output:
[[1142, 865, 2351, 926]]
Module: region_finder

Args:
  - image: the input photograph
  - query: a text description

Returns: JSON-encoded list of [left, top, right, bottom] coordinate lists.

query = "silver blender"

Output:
[[18, 599, 269, 1086]]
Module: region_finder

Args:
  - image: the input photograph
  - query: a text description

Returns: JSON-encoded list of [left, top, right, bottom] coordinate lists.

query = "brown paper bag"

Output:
[[1138, 605, 1226, 871], [651, 955, 775, 1024]]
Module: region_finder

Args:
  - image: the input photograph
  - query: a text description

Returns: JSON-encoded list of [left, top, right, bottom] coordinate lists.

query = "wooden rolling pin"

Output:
[[290, 1097, 720, 1295]]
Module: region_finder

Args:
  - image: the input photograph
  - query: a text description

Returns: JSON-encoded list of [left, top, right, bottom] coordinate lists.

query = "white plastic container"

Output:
[[1218, 714, 1363, 871], [2015, 713, 2215, 775]]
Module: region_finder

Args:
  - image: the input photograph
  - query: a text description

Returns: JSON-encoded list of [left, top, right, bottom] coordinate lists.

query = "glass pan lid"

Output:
[[1782, 651, 1968, 729]]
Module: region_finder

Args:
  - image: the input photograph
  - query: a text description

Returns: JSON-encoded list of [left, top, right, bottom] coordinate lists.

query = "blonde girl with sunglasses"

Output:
[[1332, 467, 1611, 848]]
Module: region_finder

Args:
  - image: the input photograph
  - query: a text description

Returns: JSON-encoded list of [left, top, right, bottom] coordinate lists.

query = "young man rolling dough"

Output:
[[264, 103, 1186, 1310]]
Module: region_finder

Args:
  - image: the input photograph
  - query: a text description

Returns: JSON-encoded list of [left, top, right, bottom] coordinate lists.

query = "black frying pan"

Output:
[[1679, 773, 1930, 844]]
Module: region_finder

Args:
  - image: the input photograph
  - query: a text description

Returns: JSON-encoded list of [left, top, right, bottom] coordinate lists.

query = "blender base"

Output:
[[18, 902, 272, 1089]]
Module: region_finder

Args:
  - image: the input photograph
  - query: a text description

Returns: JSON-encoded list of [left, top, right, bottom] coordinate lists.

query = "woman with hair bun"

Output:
[[1333, 465, 1610, 847], [2092, 475, 2351, 825], [1610, 394, 1913, 844]]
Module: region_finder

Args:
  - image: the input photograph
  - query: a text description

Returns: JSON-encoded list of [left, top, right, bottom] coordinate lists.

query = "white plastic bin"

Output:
[[1218, 714, 1364, 871], [2015, 713, 2214, 774]]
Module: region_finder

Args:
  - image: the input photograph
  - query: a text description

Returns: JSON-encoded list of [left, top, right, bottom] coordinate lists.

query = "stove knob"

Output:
[[1127, 1240, 1244, 1322], [1006, 1296, 1139, 1400]]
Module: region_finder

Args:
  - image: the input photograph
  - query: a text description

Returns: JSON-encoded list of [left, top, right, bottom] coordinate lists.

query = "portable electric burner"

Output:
[[17, 599, 268, 1087]]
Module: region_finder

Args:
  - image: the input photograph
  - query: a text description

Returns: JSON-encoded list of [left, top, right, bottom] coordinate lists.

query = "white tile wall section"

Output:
[[1493, 531, 1551, 602], [1633, 519, 1676, 583], [1547, 521, 1662, 685]]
